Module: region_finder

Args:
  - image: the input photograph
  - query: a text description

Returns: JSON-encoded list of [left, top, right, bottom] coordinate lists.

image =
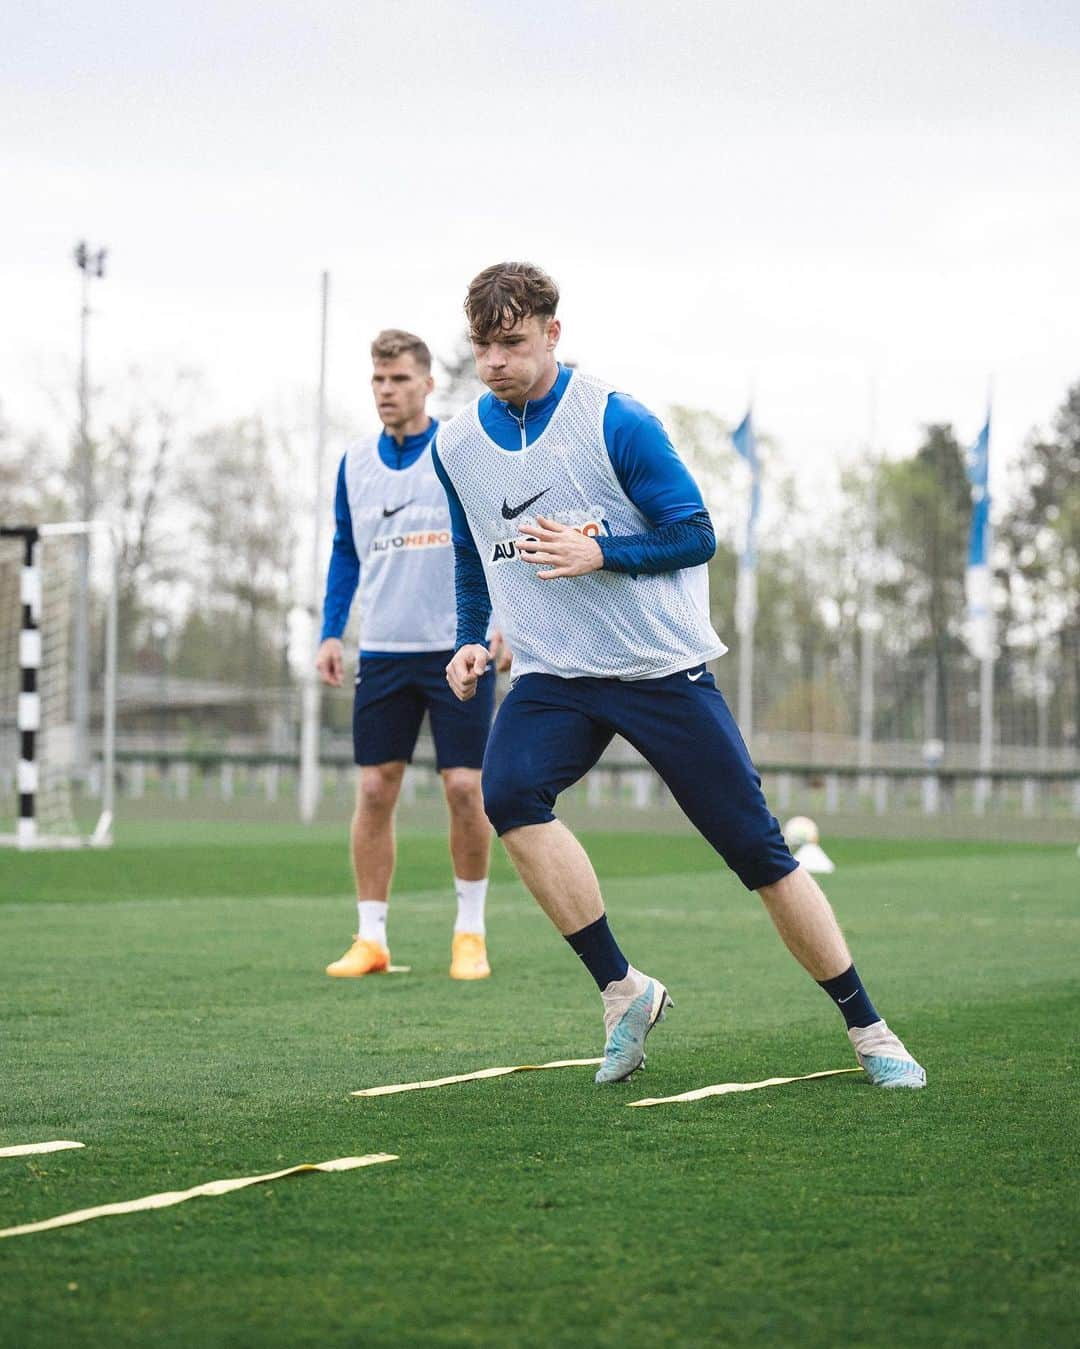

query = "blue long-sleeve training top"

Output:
[[430, 364, 715, 648], [320, 421, 439, 645]]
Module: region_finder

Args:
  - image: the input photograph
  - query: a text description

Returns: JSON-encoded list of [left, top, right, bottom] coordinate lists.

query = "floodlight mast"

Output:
[[72, 241, 107, 780]]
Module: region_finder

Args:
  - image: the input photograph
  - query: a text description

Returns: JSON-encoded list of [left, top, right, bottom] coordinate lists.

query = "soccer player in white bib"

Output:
[[436, 264, 925, 1088], [318, 329, 503, 981]]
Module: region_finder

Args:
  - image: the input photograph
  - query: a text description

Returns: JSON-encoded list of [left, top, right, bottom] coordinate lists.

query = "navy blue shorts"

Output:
[[481, 665, 796, 892], [353, 651, 495, 770]]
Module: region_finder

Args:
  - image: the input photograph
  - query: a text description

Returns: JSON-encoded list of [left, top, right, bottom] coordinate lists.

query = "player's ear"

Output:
[[425, 373, 435, 395], [546, 318, 561, 351]]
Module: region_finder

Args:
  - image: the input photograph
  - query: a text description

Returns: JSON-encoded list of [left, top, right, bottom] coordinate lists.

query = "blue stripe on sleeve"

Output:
[[452, 541, 493, 649], [320, 455, 360, 641], [598, 509, 715, 577]]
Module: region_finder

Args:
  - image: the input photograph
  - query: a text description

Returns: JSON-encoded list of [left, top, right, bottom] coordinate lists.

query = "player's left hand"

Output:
[[517, 516, 603, 580]]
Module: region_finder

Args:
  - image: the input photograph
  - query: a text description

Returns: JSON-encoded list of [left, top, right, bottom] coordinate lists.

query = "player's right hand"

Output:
[[446, 644, 489, 701], [316, 638, 345, 687]]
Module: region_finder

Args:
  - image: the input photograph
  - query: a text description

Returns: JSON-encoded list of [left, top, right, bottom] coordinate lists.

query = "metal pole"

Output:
[[924, 659, 937, 742], [100, 524, 118, 840], [857, 559, 877, 769], [976, 390, 995, 792], [978, 510, 995, 777], [71, 242, 106, 781], [978, 651, 994, 774], [733, 400, 758, 740], [299, 271, 330, 823], [857, 383, 879, 776], [1035, 637, 1050, 769], [72, 260, 92, 777], [736, 563, 755, 738]]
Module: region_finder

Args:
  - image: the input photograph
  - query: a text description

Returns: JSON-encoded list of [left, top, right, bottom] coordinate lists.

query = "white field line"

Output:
[[0, 1141, 85, 1158], [0, 1154, 398, 1240], [627, 1067, 862, 1107], [352, 1059, 603, 1097]]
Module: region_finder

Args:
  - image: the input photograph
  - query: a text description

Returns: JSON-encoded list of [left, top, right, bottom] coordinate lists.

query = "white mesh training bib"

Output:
[[436, 372, 726, 679], [343, 433, 456, 652]]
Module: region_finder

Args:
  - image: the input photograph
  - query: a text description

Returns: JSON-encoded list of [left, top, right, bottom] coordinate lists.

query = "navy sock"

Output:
[[565, 915, 629, 990], [817, 964, 880, 1030]]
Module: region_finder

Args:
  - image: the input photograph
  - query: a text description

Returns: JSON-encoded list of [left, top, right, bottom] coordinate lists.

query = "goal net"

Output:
[[0, 523, 116, 849]]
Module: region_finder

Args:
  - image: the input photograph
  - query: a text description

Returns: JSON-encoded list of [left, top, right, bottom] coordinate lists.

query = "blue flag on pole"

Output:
[[965, 412, 993, 658], [731, 409, 759, 638], [965, 416, 990, 566], [731, 411, 760, 570]]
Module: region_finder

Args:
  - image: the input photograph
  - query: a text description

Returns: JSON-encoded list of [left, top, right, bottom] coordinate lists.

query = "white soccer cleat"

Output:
[[848, 1020, 927, 1089], [595, 969, 673, 1084]]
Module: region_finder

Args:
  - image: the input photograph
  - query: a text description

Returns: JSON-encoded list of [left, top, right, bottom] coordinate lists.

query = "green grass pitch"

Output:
[[2, 823, 1077, 1347]]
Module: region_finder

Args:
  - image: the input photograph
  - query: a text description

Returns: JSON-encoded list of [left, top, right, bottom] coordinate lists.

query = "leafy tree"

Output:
[[1000, 380, 1080, 746], [876, 424, 970, 740], [665, 406, 739, 547], [666, 405, 856, 735], [662, 406, 740, 645]]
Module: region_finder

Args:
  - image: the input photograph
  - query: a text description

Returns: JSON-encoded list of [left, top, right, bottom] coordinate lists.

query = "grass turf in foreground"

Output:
[[0, 830, 1077, 1347]]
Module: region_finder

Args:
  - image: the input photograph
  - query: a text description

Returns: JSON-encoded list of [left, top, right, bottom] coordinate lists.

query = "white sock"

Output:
[[357, 900, 388, 947], [453, 876, 488, 935]]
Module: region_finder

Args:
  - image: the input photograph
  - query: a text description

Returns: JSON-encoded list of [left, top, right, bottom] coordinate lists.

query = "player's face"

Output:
[[371, 354, 433, 433], [471, 315, 560, 406]]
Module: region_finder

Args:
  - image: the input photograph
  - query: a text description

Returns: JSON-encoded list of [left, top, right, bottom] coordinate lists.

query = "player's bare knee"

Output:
[[441, 768, 483, 818], [356, 764, 404, 816]]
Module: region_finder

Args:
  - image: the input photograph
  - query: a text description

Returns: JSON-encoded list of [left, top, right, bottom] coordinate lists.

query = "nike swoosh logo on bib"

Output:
[[382, 501, 413, 518], [501, 489, 549, 520]]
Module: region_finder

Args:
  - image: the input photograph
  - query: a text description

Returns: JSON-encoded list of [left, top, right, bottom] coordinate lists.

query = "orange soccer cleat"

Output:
[[450, 932, 491, 981], [325, 937, 391, 977]]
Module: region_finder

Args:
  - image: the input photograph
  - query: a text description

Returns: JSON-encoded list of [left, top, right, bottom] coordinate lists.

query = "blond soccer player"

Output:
[[318, 329, 505, 981]]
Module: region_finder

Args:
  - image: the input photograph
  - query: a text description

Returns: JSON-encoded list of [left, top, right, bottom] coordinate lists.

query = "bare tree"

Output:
[[97, 368, 201, 664], [0, 405, 68, 523], [178, 417, 298, 687], [433, 333, 484, 418]]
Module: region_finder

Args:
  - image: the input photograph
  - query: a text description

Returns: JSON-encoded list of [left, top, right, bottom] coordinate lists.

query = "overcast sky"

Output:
[[3, 0, 1078, 502]]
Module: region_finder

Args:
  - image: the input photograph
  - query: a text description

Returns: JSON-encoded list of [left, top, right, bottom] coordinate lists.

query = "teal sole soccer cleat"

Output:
[[858, 1054, 927, 1089], [595, 976, 672, 1084], [849, 1021, 927, 1089]]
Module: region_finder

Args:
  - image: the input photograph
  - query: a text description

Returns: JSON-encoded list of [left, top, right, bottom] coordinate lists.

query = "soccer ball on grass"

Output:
[[782, 815, 820, 851]]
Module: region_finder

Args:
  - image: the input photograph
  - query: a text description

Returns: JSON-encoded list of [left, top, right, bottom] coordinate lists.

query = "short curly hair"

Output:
[[464, 262, 559, 342], [370, 328, 432, 371]]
